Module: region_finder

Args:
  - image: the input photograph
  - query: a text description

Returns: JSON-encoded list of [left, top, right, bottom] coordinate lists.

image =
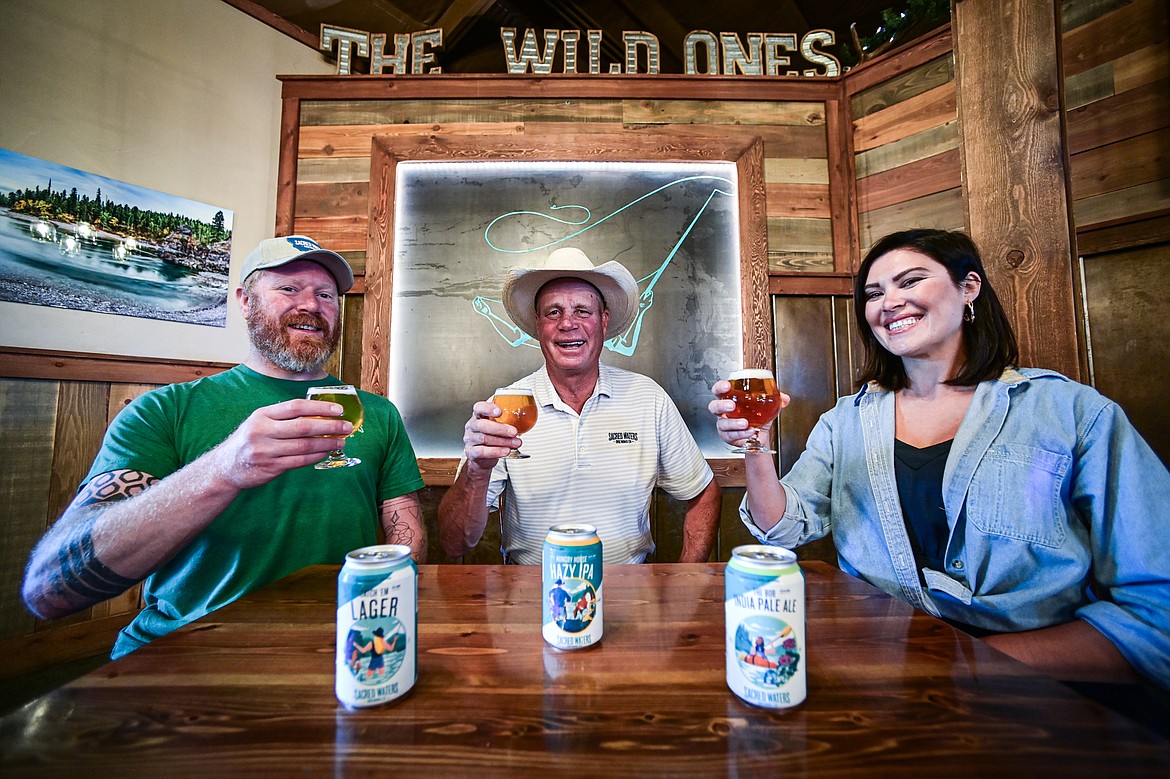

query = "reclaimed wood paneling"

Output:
[[1065, 62, 1116, 110], [0, 379, 58, 641], [1074, 179, 1170, 227], [773, 295, 848, 565], [338, 294, 365, 387], [859, 187, 965, 252], [0, 348, 229, 385], [1071, 128, 1170, 200], [854, 120, 959, 179], [832, 296, 865, 397], [852, 81, 956, 153], [842, 25, 953, 96], [297, 157, 373, 184], [0, 613, 138, 678], [716, 487, 755, 558], [850, 55, 954, 119], [300, 99, 626, 126], [857, 148, 962, 213], [291, 215, 368, 252], [1114, 41, 1169, 92], [1063, 0, 1167, 77], [765, 183, 831, 218], [1078, 212, 1170, 254], [294, 181, 368, 217], [299, 122, 528, 158], [622, 100, 825, 127], [1066, 78, 1170, 154], [623, 122, 829, 159], [764, 157, 829, 184], [766, 218, 833, 272], [1082, 241, 1170, 464], [1060, 0, 1132, 32], [45, 382, 107, 532], [825, 96, 859, 274]]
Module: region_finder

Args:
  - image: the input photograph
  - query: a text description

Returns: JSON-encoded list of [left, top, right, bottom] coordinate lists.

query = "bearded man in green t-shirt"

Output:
[[21, 235, 425, 658]]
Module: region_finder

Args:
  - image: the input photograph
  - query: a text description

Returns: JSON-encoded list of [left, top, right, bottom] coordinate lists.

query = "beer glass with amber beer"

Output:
[[718, 369, 782, 454], [306, 384, 364, 469], [491, 387, 538, 459]]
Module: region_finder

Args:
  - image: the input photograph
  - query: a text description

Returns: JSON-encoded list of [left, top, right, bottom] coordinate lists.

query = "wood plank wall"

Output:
[[1064, 0, 1170, 247], [848, 31, 962, 260], [1063, 0, 1170, 466]]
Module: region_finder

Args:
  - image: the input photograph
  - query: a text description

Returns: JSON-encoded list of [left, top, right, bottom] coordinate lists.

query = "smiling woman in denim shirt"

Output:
[[710, 228, 1170, 693]]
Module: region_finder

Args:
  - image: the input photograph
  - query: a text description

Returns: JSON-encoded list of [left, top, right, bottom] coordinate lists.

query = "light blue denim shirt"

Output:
[[741, 368, 1170, 690]]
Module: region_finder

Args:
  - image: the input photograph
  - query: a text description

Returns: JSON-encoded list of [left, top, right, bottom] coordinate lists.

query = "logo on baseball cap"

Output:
[[240, 235, 354, 293]]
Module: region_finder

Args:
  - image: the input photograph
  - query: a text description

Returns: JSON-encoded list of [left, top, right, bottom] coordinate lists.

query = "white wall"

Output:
[[0, 0, 334, 363]]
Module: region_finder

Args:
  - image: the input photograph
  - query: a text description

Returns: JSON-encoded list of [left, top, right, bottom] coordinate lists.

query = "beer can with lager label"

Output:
[[725, 545, 806, 708], [542, 524, 603, 650], [336, 544, 416, 709]]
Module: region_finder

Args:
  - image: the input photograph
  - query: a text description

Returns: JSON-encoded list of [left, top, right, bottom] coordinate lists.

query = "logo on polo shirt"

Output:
[[608, 432, 638, 444]]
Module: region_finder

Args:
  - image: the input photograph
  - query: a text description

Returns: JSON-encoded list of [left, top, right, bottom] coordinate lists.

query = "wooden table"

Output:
[[2, 562, 1168, 776]]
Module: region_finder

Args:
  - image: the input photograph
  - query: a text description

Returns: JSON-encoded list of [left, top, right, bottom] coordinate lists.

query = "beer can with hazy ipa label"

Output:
[[542, 524, 603, 650], [725, 545, 806, 708], [336, 545, 416, 709]]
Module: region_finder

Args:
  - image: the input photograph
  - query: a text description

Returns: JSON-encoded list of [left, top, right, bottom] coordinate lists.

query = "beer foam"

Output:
[[493, 387, 534, 396], [728, 369, 774, 380]]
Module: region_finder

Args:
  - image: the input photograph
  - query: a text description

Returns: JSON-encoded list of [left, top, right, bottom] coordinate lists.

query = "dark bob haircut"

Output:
[[853, 229, 1019, 390]]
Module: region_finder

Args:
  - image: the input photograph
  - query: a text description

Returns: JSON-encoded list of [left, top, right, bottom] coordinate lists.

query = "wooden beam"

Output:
[[953, 0, 1081, 380], [768, 273, 854, 296], [279, 73, 841, 102], [220, 0, 318, 49], [0, 347, 230, 384]]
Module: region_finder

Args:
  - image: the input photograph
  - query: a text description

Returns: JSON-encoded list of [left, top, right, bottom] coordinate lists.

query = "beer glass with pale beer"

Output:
[[491, 387, 538, 459], [306, 384, 364, 469], [718, 369, 782, 454]]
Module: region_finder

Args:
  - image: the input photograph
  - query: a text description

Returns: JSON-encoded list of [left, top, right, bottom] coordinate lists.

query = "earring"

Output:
[[963, 301, 976, 323]]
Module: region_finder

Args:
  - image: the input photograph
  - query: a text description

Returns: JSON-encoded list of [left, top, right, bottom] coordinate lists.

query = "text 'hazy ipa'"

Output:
[[336, 545, 417, 709], [726, 545, 805, 709], [543, 524, 603, 650], [720, 369, 781, 428]]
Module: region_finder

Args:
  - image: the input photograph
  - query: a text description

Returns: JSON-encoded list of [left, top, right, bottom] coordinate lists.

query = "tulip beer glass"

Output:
[[719, 369, 782, 454], [307, 384, 364, 469], [492, 387, 538, 459]]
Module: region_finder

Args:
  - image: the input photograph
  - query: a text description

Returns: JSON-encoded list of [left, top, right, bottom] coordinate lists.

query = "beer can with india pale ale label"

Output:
[[725, 545, 806, 708], [336, 545, 416, 708], [542, 523, 603, 650]]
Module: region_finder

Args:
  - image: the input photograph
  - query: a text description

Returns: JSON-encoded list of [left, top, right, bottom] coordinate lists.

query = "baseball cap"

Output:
[[240, 235, 354, 293]]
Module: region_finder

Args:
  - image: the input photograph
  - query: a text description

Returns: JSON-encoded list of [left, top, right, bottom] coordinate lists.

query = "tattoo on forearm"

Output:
[[74, 470, 158, 507], [41, 471, 157, 607], [383, 509, 418, 548], [49, 515, 140, 604]]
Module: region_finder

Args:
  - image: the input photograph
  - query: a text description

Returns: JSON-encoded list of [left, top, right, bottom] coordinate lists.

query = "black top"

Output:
[[893, 438, 953, 573]]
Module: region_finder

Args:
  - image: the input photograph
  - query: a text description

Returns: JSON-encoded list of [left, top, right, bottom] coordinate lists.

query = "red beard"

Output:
[[246, 308, 340, 374]]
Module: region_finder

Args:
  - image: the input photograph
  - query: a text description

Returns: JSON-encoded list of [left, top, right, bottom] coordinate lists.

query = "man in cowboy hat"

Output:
[[438, 247, 721, 565], [22, 235, 426, 657]]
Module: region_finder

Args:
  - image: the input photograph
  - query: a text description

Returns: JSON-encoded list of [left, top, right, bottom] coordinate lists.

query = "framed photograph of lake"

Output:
[[0, 148, 232, 327]]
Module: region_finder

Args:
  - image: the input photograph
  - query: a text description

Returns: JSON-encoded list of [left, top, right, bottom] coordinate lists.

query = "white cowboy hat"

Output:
[[502, 247, 639, 339]]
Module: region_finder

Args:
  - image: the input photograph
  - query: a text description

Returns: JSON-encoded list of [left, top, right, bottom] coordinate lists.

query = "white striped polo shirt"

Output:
[[486, 363, 714, 564]]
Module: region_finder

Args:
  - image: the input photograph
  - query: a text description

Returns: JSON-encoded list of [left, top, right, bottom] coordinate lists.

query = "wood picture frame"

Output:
[[361, 125, 770, 480]]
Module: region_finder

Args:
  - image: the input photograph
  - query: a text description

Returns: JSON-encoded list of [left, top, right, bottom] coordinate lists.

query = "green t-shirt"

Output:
[[85, 365, 425, 658]]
